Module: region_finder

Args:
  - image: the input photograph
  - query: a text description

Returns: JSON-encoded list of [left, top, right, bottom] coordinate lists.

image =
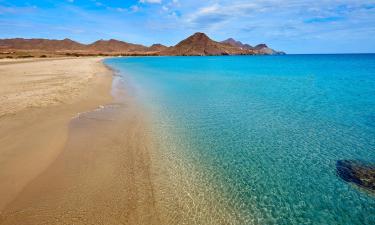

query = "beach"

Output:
[[1, 55, 374, 225], [0, 57, 113, 211], [0, 57, 236, 225], [0, 57, 157, 224], [1, 0, 374, 223]]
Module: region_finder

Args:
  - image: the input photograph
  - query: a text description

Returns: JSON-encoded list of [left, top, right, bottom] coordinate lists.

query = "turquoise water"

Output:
[[105, 55, 375, 224]]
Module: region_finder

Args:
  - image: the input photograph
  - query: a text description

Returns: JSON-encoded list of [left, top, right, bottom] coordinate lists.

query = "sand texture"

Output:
[[0, 57, 111, 117], [0, 100, 162, 225], [0, 57, 167, 225], [0, 57, 112, 215], [0, 57, 243, 225]]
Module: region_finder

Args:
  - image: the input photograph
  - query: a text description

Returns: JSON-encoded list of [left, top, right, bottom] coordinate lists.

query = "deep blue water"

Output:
[[105, 55, 375, 224]]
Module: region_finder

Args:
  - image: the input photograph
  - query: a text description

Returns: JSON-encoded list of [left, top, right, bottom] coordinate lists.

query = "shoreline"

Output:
[[0, 58, 166, 224], [0, 57, 113, 213], [1, 57, 249, 224]]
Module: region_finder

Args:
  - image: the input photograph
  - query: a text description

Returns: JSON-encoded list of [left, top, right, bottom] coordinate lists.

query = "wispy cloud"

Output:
[[1, 0, 374, 53], [139, 0, 162, 4], [304, 16, 344, 24], [0, 5, 37, 14], [130, 5, 140, 12], [186, 2, 259, 28]]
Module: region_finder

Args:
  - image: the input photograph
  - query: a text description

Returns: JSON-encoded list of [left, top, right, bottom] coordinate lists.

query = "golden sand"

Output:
[[0, 57, 113, 221]]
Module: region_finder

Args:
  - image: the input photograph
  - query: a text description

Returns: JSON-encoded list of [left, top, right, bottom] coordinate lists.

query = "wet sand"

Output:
[[0, 98, 162, 224]]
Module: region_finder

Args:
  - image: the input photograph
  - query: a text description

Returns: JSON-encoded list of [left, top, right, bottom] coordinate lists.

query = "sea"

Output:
[[105, 54, 375, 225]]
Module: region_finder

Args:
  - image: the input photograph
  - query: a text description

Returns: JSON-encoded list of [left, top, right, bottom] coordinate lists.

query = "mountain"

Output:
[[161, 32, 255, 56], [0, 38, 86, 51], [221, 38, 253, 50], [0, 33, 285, 57], [254, 44, 285, 55], [148, 44, 169, 52], [221, 38, 285, 55], [0, 38, 148, 54], [87, 39, 148, 53]]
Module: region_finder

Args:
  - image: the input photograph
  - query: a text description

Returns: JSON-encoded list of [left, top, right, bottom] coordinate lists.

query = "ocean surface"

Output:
[[105, 55, 375, 225]]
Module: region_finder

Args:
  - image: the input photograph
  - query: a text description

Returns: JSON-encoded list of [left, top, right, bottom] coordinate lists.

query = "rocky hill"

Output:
[[0, 38, 86, 51], [253, 44, 285, 55], [0, 33, 285, 57], [222, 38, 284, 55], [87, 39, 148, 53], [221, 38, 253, 50], [148, 44, 169, 52], [161, 33, 256, 56]]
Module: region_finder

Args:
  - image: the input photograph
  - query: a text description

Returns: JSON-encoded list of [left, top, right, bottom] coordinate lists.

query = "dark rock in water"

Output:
[[336, 160, 375, 192]]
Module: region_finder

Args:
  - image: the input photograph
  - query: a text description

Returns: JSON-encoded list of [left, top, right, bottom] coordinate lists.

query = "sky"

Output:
[[0, 0, 374, 53]]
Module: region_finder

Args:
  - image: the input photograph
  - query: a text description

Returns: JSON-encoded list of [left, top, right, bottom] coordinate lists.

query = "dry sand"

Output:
[[0, 57, 118, 222], [0, 57, 111, 116]]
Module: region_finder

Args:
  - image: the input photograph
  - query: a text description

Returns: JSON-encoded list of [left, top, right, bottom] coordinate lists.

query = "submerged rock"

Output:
[[336, 160, 375, 192]]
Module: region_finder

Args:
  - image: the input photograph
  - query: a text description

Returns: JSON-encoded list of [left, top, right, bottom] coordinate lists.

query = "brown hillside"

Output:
[[0, 38, 86, 51], [148, 44, 169, 52], [161, 32, 256, 56], [221, 38, 254, 50], [87, 39, 147, 53], [0, 33, 285, 57]]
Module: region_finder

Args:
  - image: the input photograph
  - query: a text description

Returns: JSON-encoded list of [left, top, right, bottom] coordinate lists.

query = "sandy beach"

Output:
[[0, 57, 228, 225], [0, 57, 137, 223], [0, 57, 249, 225], [0, 57, 167, 224]]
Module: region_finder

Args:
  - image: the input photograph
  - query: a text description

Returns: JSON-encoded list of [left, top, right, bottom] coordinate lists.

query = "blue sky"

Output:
[[0, 0, 374, 53]]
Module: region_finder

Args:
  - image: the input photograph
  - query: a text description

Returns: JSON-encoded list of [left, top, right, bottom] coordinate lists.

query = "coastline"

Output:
[[0, 57, 113, 215], [106, 58, 254, 224], [3, 56, 355, 224], [0, 56, 246, 224], [0, 57, 165, 224]]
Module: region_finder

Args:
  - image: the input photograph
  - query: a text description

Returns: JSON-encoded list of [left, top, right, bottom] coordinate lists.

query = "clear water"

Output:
[[105, 55, 375, 225]]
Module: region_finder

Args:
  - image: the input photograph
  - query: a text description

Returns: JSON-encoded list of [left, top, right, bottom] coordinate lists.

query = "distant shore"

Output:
[[0, 32, 285, 59]]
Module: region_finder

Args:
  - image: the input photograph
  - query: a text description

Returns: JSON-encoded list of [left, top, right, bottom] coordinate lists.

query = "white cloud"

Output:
[[95, 2, 103, 7], [198, 4, 220, 15], [116, 7, 126, 12], [185, 0, 375, 31], [139, 0, 162, 4], [186, 2, 259, 28], [0, 5, 38, 15], [131, 5, 140, 12]]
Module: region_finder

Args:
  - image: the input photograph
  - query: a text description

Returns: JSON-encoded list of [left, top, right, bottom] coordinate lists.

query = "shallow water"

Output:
[[105, 55, 375, 224]]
